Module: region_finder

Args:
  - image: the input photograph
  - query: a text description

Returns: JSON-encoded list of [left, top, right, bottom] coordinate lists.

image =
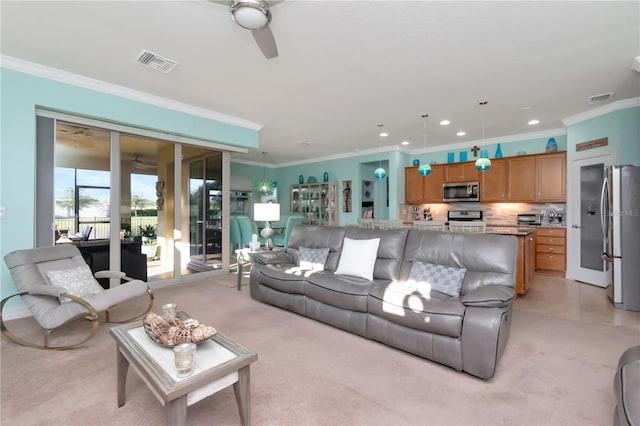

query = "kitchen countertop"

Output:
[[487, 226, 535, 236]]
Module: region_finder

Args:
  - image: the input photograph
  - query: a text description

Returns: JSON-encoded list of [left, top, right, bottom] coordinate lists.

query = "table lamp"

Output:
[[253, 202, 280, 250]]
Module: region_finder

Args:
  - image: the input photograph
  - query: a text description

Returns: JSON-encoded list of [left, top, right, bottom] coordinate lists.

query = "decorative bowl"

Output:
[[143, 313, 217, 348], [307, 176, 318, 183]]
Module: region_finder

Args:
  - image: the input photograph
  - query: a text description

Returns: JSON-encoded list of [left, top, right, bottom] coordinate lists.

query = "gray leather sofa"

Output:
[[614, 345, 640, 426], [249, 224, 518, 379]]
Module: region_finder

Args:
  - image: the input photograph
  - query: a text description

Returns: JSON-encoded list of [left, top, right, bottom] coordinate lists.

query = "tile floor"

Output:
[[514, 274, 640, 329]]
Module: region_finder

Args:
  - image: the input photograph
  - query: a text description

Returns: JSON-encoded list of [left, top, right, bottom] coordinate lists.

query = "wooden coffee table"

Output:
[[110, 312, 257, 426]]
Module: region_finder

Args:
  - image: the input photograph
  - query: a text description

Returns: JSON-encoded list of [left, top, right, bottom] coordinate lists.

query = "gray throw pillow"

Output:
[[408, 261, 467, 297], [298, 247, 330, 271]]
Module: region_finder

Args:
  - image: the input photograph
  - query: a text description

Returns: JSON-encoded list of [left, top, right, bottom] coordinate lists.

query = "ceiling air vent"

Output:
[[135, 50, 178, 73], [589, 92, 614, 104]]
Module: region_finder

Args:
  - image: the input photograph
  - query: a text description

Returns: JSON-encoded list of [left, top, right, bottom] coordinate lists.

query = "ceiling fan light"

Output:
[[230, 0, 271, 30]]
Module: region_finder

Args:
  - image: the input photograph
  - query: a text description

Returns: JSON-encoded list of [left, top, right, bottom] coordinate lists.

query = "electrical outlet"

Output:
[[0, 207, 5, 219]]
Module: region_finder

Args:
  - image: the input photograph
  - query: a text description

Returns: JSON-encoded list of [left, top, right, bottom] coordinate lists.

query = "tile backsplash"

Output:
[[402, 202, 566, 225]]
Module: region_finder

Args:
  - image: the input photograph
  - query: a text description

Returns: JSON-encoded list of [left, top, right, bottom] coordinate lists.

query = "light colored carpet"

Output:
[[2, 274, 639, 426]]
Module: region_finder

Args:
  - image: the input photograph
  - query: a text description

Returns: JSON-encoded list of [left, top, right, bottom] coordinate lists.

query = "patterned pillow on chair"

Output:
[[408, 261, 467, 297], [46, 265, 104, 303]]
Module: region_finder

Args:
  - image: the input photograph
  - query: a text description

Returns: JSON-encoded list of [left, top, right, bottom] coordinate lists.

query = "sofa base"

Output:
[[306, 298, 367, 337], [366, 314, 463, 372]]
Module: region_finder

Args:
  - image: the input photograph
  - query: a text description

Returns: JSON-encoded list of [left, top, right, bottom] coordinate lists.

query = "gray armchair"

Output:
[[2, 245, 153, 349]]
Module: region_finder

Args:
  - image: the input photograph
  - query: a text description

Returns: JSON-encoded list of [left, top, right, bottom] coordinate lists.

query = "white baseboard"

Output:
[[2, 305, 33, 321]]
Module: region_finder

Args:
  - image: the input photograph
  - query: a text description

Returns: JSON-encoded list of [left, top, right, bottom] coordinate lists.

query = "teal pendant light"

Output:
[[475, 101, 492, 172], [418, 114, 431, 176], [375, 124, 387, 180]]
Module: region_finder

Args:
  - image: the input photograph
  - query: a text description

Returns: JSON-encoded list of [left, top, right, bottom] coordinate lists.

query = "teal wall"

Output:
[[566, 107, 640, 164], [1, 67, 259, 302]]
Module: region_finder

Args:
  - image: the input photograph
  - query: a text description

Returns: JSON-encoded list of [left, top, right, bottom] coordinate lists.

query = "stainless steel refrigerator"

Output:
[[601, 165, 640, 311]]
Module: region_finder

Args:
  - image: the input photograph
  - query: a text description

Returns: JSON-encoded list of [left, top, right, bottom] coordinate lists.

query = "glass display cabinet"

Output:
[[290, 182, 338, 226]]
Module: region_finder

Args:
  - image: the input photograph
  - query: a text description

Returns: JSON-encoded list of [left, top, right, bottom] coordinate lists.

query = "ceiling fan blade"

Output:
[[251, 26, 278, 59]]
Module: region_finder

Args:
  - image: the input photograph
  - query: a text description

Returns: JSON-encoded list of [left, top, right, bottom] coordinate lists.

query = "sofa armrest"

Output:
[[253, 252, 294, 265], [462, 285, 514, 308]]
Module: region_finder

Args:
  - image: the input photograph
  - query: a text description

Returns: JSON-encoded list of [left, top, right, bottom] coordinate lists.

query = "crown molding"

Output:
[[409, 127, 567, 155], [1, 55, 263, 132], [562, 97, 640, 127]]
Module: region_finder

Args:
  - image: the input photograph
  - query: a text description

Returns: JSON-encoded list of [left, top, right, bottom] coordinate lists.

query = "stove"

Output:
[[447, 210, 483, 222]]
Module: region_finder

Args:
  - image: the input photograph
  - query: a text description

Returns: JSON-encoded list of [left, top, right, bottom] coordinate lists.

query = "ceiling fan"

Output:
[[212, 0, 283, 59], [130, 155, 156, 170], [57, 124, 96, 148]]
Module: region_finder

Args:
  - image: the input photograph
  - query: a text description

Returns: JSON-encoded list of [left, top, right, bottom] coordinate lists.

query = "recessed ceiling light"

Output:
[[440, 120, 450, 126], [456, 131, 466, 136], [401, 141, 410, 146], [379, 132, 389, 137], [528, 119, 540, 125]]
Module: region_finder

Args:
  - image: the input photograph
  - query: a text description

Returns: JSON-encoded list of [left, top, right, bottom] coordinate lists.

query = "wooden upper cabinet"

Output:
[[536, 152, 566, 202], [405, 166, 423, 205], [480, 158, 507, 202], [423, 165, 444, 203], [507, 156, 536, 201], [444, 162, 479, 183]]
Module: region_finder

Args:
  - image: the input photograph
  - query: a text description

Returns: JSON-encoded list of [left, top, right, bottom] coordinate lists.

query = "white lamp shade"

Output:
[[254, 203, 280, 222]]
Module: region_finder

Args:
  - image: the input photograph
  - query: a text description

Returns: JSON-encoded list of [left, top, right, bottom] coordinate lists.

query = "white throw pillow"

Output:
[[335, 237, 380, 280], [408, 261, 467, 297], [298, 247, 330, 271], [46, 265, 104, 303]]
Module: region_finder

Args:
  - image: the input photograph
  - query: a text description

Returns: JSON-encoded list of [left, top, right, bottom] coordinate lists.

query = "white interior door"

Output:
[[567, 152, 615, 286]]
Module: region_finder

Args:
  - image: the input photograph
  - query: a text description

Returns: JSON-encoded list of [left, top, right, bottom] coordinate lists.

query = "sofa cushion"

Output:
[[367, 281, 466, 338], [335, 237, 380, 280], [298, 247, 330, 271], [400, 230, 517, 295], [255, 263, 308, 295], [408, 261, 466, 297], [305, 272, 377, 312], [286, 225, 346, 271], [344, 227, 409, 280]]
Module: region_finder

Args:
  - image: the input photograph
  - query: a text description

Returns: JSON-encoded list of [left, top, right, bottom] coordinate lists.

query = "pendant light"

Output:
[[374, 124, 387, 179], [254, 152, 275, 195], [418, 114, 431, 176], [475, 101, 492, 172]]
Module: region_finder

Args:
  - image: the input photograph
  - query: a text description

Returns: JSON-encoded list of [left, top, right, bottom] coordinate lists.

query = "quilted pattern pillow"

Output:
[[408, 261, 467, 297], [46, 265, 104, 303], [298, 247, 330, 271]]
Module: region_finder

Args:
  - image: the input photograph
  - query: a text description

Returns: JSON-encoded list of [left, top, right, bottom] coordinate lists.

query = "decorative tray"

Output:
[[143, 312, 217, 348]]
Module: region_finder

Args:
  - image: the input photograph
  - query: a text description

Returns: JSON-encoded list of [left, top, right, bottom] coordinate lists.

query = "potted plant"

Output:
[[139, 224, 158, 260]]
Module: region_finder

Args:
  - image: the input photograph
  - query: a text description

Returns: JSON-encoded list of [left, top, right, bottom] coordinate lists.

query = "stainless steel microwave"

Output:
[[443, 181, 479, 202]]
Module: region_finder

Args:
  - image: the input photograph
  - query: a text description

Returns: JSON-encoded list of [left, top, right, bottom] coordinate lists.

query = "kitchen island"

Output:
[[487, 225, 535, 295]]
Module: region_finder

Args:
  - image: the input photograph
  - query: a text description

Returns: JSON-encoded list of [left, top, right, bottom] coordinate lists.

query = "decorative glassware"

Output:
[[323, 171, 329, 182], [412, 159, 420, 166], [546, 137, 558, 152], [173, 343, 197, 378], [447, 152, 455, 163], [298, 174, 304, 184], [495, 143, 503, 158], [459, 151, 467, 162], [161, 303, 177, 319]]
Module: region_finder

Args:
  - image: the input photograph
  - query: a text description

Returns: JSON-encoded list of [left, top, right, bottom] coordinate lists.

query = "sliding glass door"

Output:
[[187, 153, 223, 271]]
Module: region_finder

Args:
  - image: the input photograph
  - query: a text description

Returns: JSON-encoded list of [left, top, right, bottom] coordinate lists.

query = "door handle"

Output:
[[572, 224, 581, 228]]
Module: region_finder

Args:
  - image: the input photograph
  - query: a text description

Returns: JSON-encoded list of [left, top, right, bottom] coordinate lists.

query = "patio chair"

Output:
[[1, 245, 153, 349]]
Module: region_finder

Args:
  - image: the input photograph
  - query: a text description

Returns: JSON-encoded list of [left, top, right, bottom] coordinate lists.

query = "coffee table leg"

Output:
[[166, 395, 187, 426], [233, 365, 251, 426], [117, 348, 129, 408]]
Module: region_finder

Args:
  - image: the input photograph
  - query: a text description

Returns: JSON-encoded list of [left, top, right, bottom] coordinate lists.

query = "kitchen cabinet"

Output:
[[444, 162, 479, 183], [515, 231, 535, 295], [535, 227, 566, 276], [405, 167, 423, 205], [507, 156, 536, 201], [422, 165, 445, 203], [480, 158, 508, 202], [536, 152, 566, 202]]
